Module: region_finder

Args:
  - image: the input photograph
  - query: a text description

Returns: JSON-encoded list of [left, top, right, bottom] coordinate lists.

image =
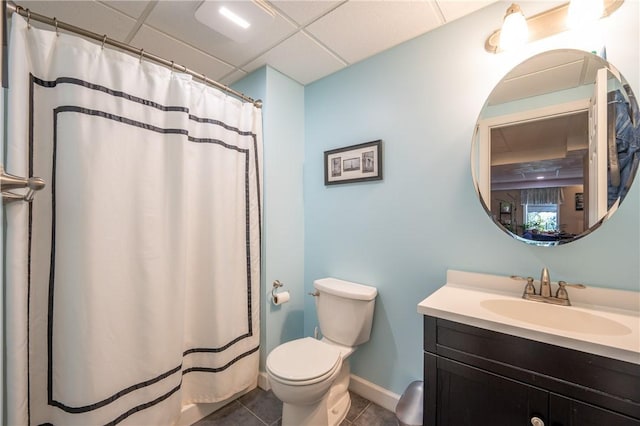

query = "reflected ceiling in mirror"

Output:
[[472, 49, 639, 246]]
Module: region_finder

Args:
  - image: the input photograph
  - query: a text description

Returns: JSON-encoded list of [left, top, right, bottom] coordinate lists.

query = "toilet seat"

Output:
[[267, 337, 342, 385]]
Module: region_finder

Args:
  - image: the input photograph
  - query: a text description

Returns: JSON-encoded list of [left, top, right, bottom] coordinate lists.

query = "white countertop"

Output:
[[418, 270, 640, 365]]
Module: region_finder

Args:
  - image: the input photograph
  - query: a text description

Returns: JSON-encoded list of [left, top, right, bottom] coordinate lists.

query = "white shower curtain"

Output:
[[5, 15, 262, 425]]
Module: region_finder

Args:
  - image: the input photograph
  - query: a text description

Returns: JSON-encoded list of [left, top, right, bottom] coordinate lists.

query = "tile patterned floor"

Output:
[[192, 387, 398, 426]]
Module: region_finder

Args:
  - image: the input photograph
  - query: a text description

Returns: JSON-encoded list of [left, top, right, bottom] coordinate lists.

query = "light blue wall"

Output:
[[233, 66, 306, 370], [303, 0, 639, 396]]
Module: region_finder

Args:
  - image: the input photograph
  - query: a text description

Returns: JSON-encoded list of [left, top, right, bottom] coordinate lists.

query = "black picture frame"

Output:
[[499, 202, 511, 213], [324, 140, 383, 185], [575, 193, 584, 211]]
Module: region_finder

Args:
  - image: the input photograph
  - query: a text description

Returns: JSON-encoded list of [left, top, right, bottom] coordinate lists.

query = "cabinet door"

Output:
[[550, 394, 640, 426], [427, 354, 547, 426]]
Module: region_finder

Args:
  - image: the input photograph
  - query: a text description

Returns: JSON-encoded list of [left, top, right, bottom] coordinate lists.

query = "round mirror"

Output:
[[472, 49, 639, 246]]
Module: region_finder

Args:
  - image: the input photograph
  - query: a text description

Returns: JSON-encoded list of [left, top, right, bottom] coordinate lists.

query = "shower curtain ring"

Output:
[[26, 9, 31, 29], [171, 61, 175, 72], [54, 18, 59, 36], [101, 35, 107, 50], [139, 48, 144, 63]]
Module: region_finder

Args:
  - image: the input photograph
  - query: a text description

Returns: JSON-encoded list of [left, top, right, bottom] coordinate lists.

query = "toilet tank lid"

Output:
[[314, 278, 377, 301]]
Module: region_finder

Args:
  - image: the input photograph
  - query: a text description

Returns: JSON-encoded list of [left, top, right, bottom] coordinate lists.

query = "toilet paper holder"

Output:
[[272, 280, 284, 299], [272, 280, 291, 305]]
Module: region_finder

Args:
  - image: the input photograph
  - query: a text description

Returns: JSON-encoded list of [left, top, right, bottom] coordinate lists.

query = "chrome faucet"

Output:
[[539, 267, 552, 298], [511, 268, 585, 306]]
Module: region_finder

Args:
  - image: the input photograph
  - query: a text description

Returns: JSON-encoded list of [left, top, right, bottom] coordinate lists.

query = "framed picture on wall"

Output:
[[499, 202, 511, 213], [324, 140, 383, 185], [575, 193, 584, 211]]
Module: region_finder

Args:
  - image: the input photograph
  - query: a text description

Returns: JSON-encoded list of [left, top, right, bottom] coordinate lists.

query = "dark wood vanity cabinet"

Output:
[[423, 316, 640, 426]]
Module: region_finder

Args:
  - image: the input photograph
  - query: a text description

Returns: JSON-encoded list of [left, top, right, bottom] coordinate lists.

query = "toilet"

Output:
[[266, 277, 377, 426]]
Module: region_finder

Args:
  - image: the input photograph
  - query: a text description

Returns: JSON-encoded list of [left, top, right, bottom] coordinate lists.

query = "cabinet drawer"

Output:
[[424, 316, 640, 419]]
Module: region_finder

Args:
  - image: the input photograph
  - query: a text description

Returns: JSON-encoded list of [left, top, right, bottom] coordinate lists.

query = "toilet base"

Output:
[[327, 390, 350, 426], [281, 361, 351, 426]]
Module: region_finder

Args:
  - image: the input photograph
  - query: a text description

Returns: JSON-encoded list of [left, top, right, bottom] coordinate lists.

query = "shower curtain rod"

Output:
[[5, 2, 263, 108]]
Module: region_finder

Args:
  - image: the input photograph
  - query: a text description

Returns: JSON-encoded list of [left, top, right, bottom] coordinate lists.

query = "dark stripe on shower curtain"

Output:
[[47, 105, 252, 414], [29, 76, 261, 423], [183, 344, 260, 374], [105, 383, 184, 426], [32, 76, 257, 138], [106, 345, 259, 426], [26, 72, 35, 426], [31, 75, 264, 272]]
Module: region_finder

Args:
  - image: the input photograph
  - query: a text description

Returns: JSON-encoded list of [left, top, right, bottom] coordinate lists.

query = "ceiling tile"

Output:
[[436, 1, 497, 23], [270, 1, 342, 26], [131, 25, 234, 81], [145, 0, 297, 66], [306, 1, 442, 64], [10, 0, 523, 87], [244, 32, 346, 85], [16, 0, 137, 42], [99, 1, 151, 19]]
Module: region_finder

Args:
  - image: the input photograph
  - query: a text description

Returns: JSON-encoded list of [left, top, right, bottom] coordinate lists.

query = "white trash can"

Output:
[[395, 380, 423, 426]]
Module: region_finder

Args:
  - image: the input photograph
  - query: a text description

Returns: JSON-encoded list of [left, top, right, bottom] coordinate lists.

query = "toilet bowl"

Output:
[[266, 278, 377, 426], [267, 338, 341, 402], [267, 337, 352, 426]]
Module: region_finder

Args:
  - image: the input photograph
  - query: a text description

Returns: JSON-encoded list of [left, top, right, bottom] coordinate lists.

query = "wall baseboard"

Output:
[[258, 370, 270, 391], [348, 374, 400, 413]]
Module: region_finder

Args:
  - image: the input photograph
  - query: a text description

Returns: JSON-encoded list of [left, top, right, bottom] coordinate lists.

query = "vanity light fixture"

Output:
[[485, 0, 624, 53], [567, 0, 604, 29], [498, 3, 528, 51]]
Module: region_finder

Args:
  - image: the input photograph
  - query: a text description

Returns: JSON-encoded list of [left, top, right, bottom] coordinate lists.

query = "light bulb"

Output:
[[499, 4, 529, 51]]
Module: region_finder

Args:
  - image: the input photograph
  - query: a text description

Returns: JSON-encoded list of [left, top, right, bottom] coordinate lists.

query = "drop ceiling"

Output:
[[490, 111, 589, 189], [488, 49, 605, 105], [13, 0, 498, 86]]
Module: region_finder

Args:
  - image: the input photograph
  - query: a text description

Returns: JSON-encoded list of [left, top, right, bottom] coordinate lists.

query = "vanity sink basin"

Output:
[[418, 270, 640, 364], [480, 299, 632, 336]]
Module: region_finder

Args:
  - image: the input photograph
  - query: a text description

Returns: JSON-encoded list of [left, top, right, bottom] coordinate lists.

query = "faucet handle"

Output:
[[510, 275, 533, 282], [555, 280, 586, 302], [511, 275, 536, 295], [558, 280, 586, 289]]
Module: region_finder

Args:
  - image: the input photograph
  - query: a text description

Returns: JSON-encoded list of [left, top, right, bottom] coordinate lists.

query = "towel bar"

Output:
[[1, 166, 45, 204]]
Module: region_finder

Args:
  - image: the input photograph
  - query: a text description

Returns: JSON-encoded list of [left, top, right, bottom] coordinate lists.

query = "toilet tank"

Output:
[[314, 278, 377, 347]]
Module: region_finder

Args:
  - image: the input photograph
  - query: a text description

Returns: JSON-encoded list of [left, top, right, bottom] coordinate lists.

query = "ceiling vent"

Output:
[[195, 0, 275, 43]]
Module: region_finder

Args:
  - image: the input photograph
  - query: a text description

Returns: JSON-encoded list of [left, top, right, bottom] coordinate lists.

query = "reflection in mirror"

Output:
[[472, 49, 639, 246]]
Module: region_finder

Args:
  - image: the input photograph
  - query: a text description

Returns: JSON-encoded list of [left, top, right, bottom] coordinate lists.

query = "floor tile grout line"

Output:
[[350, 401, 371, 424], [237, 393, 276, 425], [347, 402, 363, 424], [236, 393, 278, 425], [246, 406, 270, 426], [239, 404, 271, 426]]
